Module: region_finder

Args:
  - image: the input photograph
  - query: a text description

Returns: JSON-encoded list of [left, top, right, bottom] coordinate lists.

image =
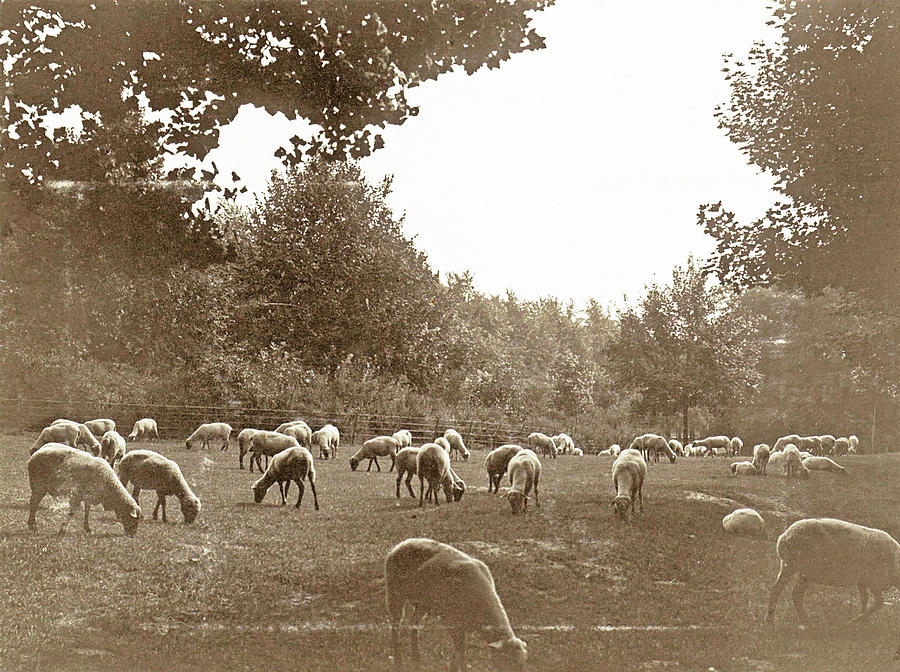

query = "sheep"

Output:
[[416, 442, 465, 506], [767, 450, 785, 473], [796, 435, 823, 455], [185, 422, 232, 451], [385, 538, 528, 672], [817, 435, 836, 455], [783, 444, 810, 479], [752, 443, 771, 475], [597, 448, 614, 457], [611, 448, 647, 521], [848, 434, 859, 454], [765, 518, 900, 626], [630, 433, 676, 463], [610, 443, 621, 456], [833, 436, 851, 456], [668, 438, 684, 457], [350, 436, 399, 472], [444, 429, 470, 462], [127, 418, 159, 442], [251, 446, 319, 510], [730, 436, 744, 456], [311, 424, 340, 460], [553, 432, 575, 455], [527, 431, 556, 459], [274, 419, 309, 434], [730, 460, 758, 476], [485, 444, 523, 494], [571, 447, 584, 456], [802, 455, 847, 475], [773, 434, 802, 452], [99, 430, 126, 468], [722, 508, 766, 536], [392, 429, 412, 449], [27, 443, 141, 536], [118, 449, 201, 523], [693, 435, 732, 457], [84, 418, 115, 437], [30, 422, 80, 455], [435, 436, 452, 454], [237, 428, 260, 470], [504, 449, 541, 514], [247, 430, 300, 473], [395, 447, 421, 499]]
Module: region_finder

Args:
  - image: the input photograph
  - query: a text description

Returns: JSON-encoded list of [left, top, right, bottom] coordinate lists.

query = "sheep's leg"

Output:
[[82, 502, 92, 534], [766, 562, 792, 624], [791, 576, 811, 626], [389, 455, 396, 472], [409, 625, 420, 669], [852, 589, 883, 623], [371, 457, 381, 472], [159, 495, 168, 522], [132, 486, 142, 506], [450, 628, 466, 672], [418, 475, 426, 507], [857, 585, 868, 615], [405, 474, 416, 498], [390, 623, 402, 672], [638, 484, 644, 513], [294, 479, 304, 508], [307, 475, 319, 510], [534, 475, 540, 507], [396, 473, 403, 499], [153, 496, 162, 520], [27, 492, 45, 530]]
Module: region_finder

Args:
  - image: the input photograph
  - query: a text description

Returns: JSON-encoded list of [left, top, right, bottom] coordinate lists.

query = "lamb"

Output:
[[611, 448, 647, 521], [118, 449, 201, 523], [237, 428, 260, 469], [848, 435, 859, 454], [730, 436, 744, 456], [485, 444, 523, 494], [693, 435, 732, 457], [722, 508, 766, 536], [571, 447, 584, 456], [435, 436, 452, 454], [553, 432, 575, 455], [251, 446, 319, 510], [395, 447, 421, 499], [99, 430, 127, 468], [185, 422, 232, 451], [817, 435, 836, 455], [527, 432, 556, 459], [833, 437, 851, 456], [444, 429, 470, 462], [27, 443, 141, 536], [765, 518, 900, 626], [84, 418, 115, 437], [274, 419, 309, 434], [350, 436, 399, 472], [416, 442, 465, 506], [127, 418, 159, 442], [505, 449, 541, 514], [281, 421, 312, 448], [783, 444, 810, 479], [802, 455, 847, 475], [392, 429, 412, 449], [247, 430, 300, 473], [730, 460, 758, 476], [385, 538, 528, 672], [752, 443, 771, 475], [311, 424, 340, 460], [773, 434, 802, 452]]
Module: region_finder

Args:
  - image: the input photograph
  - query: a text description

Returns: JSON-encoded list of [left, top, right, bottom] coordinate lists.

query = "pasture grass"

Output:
[[0, 435, 898, 671]]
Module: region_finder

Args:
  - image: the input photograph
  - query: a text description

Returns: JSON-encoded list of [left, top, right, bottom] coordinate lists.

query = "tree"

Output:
[[608, 259, 760, 439], [701, 1, 899, 303]]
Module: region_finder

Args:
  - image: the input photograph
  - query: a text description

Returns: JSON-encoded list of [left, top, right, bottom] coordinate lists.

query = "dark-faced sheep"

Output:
[[612, 448, 647, 521], [118, 449, 201, 523], [350, 436, 399, 472]]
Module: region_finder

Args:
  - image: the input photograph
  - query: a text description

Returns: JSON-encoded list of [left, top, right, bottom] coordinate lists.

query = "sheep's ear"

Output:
[[486, 640, 505, 650]]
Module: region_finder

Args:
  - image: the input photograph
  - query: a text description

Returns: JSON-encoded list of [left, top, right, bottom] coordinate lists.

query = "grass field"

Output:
[[1, 435, 898, 672]]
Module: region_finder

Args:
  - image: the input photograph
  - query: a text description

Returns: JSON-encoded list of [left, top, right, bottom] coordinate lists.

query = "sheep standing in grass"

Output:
[[434, 436, 451, 454], [311, 424, 340, 460], [783, 445, 810, 479], [185, 422, 233, 451], [385, 537, 528, 672], [817, 435, 836, 455], [100, 430, 126, 468], [416, 442, 464, 506], [766, 518, 900, 626], [251, 446, 319, 510], [127, 418, 159, 442], [796, 435, 823, 455], [350, 436, 400, 472], [237, 428, 260, 469], [118, 449, 201, 523], [730, 436, 744, 456], [248, 430, 300, 473], [752, 444, 771, 475], [554, 432, 575, 455], [505, 449, 541, 514], [833, 437, 851, 456], [280, 421, 312, 448], [444, 429, 470, 462], [668, 439, 684, 457], [27, 444, 141, 536], [722, 508, 766, 536], [392, 429, 412, 449], [630, 433, 676, 463], [485, 445, 523, 494], [274, 419, 310, 435], [571, 447, 584, 456], [30, 422, 79, 455], [395, 447, 421, 499], [773, 434, 802, 452], [730, 461, 758, 476], [848, 435, 859, 454], [612, 448, 647, 521], [84, 419, 115, 437], [527, 432, 556, 459], [802, 455, 847, 475], [693, 435, 732, 457], [767, 450, 785, 473]]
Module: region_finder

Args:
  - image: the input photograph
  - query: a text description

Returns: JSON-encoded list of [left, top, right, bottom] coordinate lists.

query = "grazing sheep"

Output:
[[311, 424, 340, 460], [505, 449, 541, 514], [118, 449, 201, 523], [767, 450, 785, 473], [722, 508, 766, 536], [752, 444, 771, 475], [443, 429, 470, 462], [796, 435, 823, 455], [185, 422, 232, 451], [688, 443, 705, 457], [127, 418, 159, 442], [237, 428, 260, 470], [730, 460, 758, 476], [247, 430, 300, 473], [817, 435, 836, 455], [730, 436, 744, 456], [274, 419, 309, 434], [84, 418, 115, 437], [833, 437, 851, 456], [553, 432, 575, 455], [281, 421, 312, 448], [848, 435, 859, 454], [630, 433, 676, 463], [571, 447, 584, 456], [99, 430, 126, 468], [693, 435, 732, 457], [485, 444, 523, 494], [597, 448, 614, 457], [434, 436, 451, 454], [30, 422, 80, 455], [668, 439, 684, 457], [251, 446, 319, 510], [416, 442, 464, 506], [350, 436, 399, 472], [395, 447, 421, 499], [385, 538, 528, 672], [612, 448, 647, 521], [765, 518, 900, 626], [527, 432, 556, 459], [773, 434, 802, 452], [783, 444, 810, 479], [392, 429, 413, 449], [27, 444, 141, 536], [802, 455, 847, 475]]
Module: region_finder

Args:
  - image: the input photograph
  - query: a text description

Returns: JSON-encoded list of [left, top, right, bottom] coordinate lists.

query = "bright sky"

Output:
[[207, 0, 783, 308]]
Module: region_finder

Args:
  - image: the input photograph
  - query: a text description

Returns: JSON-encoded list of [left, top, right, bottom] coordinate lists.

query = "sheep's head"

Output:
[[506, 490, 527, 514], [182, 497, 201, 524], [614, 495, 631, 520], [730, 463, 737, 474], [452, 480, 466, 502], [349, 456, 360, 471], [251, 483, 267, 503], [185, 439, 193, 450], [487, 636, 527, 672], [667, 451, 676, 464], [118, 505, 141, 536], [799, 466, 810, 480]]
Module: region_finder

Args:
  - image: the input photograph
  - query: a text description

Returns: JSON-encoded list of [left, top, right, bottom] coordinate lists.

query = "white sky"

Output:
[[207, 0, 783, 308]]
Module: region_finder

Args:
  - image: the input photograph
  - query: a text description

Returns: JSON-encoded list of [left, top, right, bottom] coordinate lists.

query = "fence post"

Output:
[[350, 413, 358, 445]]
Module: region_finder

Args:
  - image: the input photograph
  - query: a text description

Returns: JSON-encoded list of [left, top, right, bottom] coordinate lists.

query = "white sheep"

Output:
[[730, 460, 758, 476], [31, 422, 79, 455], [185, 422, 233, 451], [350, 436, 400, 472], [773, 434, 801, 452], [767, 450, 785, 473], [444, 428, 470, 462], [668, 438, 684, 457], [435, 436, 452, 454], [802, 455, 847, 475], [237, 428, 260, 470], [274, 419, 309, 434], [311, 424, 340, 460], [765, 518, 900, 626], [247, 430, 300, 473], [484, 445, 523, 494], [27, 443, 141, 536], [99, 430, 126, 468], [571, 447, 584, 456], [833, 437, 851, 456], [416, 442, 464, 506], [118, 449, 201, 523], [612, 448, 647, 520], [610, 443, 621, 456], [280, 421, 312, 449], [817, 435, 836, 455], [783, 444, 810, 479], [385, 537, 527, 672], [127, 418, 159, 442], [752, 443, 771, 475], [84, 418, 115, 437], [795, 435, 823, 455], [848, 435, 859, 454], [693, 435, 732, 457], [392, 429, 412, 449], [527, 431, 556, 459], [630, 433, 676, 463], [395, 447, 421, 499], [730, 436, 744, 456], [251, 446, 319, 510], [554, 432, 575, 455], [722, 508, 766, 536], [505, 449, 541, 514]]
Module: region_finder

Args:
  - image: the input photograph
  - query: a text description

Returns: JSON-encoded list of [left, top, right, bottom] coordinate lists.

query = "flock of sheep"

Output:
[[22, 415, 899, 668]]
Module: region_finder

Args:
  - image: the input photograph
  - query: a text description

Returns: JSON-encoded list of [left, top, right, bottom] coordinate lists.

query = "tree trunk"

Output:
[[681, 404, 689, 443]]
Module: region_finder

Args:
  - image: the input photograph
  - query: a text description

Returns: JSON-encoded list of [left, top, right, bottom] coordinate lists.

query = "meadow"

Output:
[[0, 435, 898, 672]]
